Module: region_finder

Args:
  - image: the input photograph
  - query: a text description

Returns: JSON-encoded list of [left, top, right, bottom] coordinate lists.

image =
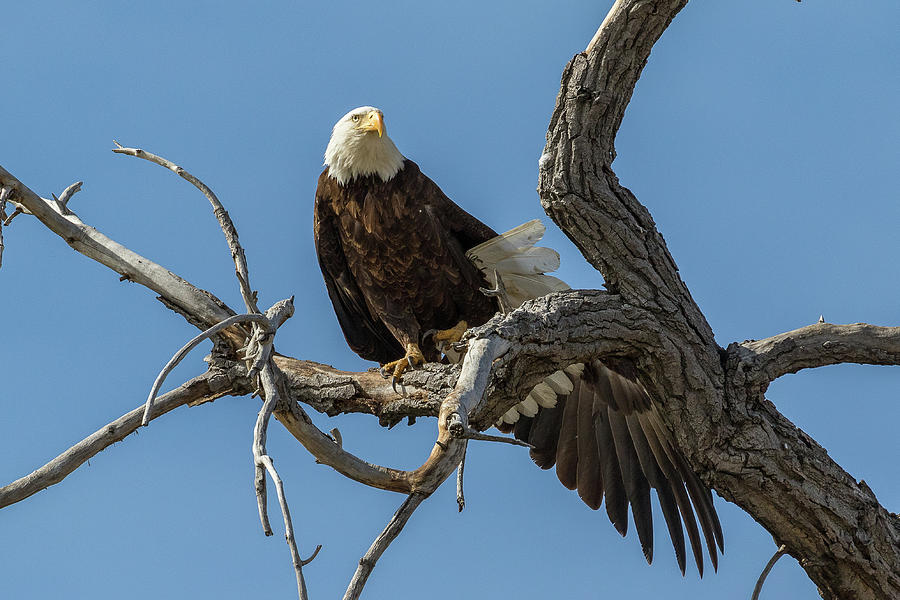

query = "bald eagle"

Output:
[[314, 106, 723, 575]]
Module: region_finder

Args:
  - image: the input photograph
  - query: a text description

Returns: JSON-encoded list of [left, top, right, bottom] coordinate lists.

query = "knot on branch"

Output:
[[241, 297, 295, 383]]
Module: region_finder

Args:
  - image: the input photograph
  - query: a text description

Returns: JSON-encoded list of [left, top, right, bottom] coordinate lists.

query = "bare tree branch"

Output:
[[273, 356, 449, 426], [0, 371, 238, 509], [53, 180, 82, 214], [456, 441, 467, 512], [144, 312, 269, 425], [109, 142, 315, 597], [112, 142, 260, 315], [257, 361, 312, 600], [342, 493, 427, 600], [0, 165, 243, 346], [730, 322, 900, 387], [751, 544, 788, 600], [0, 185, 9, 269]]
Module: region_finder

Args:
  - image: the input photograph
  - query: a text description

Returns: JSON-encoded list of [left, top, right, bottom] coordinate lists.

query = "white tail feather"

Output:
[[501, 273, 570, 308], [464, 220, 588, 430], [468, 219, 570, 310], [466, 220, 547, 266], [493, 246, 561, 275]]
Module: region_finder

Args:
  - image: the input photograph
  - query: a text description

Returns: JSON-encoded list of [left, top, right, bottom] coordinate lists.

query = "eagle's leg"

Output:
[[380, 343, 426, 392], [424, 320, 469, 354]]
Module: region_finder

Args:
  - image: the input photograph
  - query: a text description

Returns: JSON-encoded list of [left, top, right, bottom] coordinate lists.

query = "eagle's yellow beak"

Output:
[[361, 110, 384, 138]]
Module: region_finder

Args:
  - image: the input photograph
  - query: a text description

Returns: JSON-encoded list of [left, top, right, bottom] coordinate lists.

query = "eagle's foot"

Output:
[[380, 343, 426, 393], [424, 320, 468, 353]]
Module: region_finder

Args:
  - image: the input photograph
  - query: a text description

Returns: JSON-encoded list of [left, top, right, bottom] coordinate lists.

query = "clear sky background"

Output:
[[2, 1, 897, 598]]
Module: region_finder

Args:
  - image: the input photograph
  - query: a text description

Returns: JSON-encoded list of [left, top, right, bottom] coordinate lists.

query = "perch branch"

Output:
[[342, 493, 427, 600], [0, 372, 231, 509]]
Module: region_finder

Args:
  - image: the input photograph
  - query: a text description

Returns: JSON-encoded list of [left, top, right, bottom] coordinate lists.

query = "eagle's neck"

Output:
[[325, 131, 405, 186]]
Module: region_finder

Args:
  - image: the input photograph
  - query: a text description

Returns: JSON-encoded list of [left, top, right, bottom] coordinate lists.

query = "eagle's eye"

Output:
[[351, 114, 360, 123]]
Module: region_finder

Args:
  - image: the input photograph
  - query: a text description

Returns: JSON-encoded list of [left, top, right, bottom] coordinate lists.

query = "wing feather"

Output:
[[314, 170, 403, 363], [511, 358, 722, 575]]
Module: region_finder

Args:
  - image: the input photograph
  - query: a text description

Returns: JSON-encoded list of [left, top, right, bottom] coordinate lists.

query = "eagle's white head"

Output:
[[324, 106, 405, 185]]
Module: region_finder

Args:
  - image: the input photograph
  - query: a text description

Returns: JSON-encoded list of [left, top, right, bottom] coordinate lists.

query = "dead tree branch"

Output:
[[257, 361, 312, 599], [752, 544, 788, 600], [112, 141, 260, 314], [143, 312, 270, 425], [0, 371, 240, 509], [0, 165, 242, 345], [730, 323, 900, 388], [0, 185, 9, 269], [342, 493, 427, 600]]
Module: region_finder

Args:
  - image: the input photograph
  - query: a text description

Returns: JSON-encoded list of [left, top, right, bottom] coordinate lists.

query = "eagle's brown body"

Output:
[[315, 160, 498, 364]]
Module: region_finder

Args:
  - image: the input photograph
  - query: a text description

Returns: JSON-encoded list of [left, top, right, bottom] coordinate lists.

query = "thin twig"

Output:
[[0, 186, 8, 269], [456, 440, 468, 512], [259, 454, 309, 600], [343, 493, 428, 600], [751, 544, 787, 600], [257, 362, 312, 600], [458, 428, 533, 448], [301, 544, 323, 567], [253, 364, 279, 536], [112, 142, 259, 314], [143, 313, 269, 426], [3, 205, 24, 224]]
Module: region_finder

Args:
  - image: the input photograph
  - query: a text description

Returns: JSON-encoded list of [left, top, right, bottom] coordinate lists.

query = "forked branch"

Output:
[[143, 312, 270, 425]]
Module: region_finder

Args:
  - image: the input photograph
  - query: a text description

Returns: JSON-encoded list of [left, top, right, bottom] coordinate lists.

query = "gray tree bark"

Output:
[[537, 1, 900, 598]]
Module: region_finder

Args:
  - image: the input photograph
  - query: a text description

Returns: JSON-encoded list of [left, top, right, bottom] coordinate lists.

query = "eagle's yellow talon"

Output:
[[381, 343, 426, 392]]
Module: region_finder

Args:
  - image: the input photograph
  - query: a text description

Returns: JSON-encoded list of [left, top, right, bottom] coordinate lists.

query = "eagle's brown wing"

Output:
[[507, 359, 723, 576], [314, 170, 404, 364]]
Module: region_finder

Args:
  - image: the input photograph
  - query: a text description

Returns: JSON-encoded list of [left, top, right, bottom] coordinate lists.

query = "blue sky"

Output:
[[1, 1, 897, 598]]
